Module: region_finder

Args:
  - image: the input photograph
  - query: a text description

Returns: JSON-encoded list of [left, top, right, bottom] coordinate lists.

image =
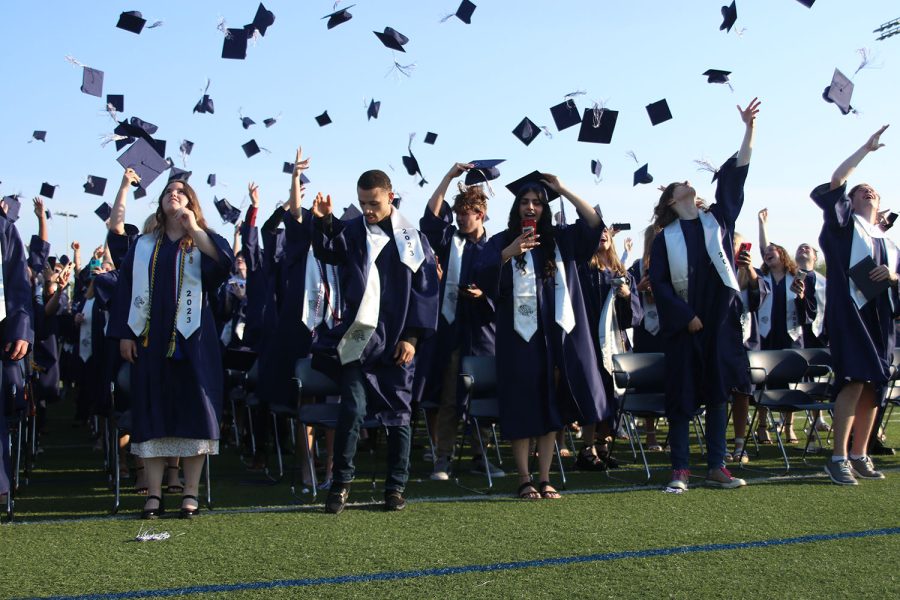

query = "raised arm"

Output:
[[757, 209, 770, 257], [289, 146, 311, 221], [231, 221, 242, 258], [830, 125, 889, 190], [428, 163, 471, 217], [540, 174, 602, 228], [71, 241, 82, 274], [736, 97, 760, 167], [32, 197, 48, 242], [110, 168, 140, 235]]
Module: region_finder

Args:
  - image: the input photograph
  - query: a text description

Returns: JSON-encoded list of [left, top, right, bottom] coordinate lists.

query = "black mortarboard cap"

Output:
[[83, 175, 107, 196], [194, 94, 215, 114], [342, 204, 363, 220], [94, 202, 112, 221], [207, 174, 216, 186], [455, 0, 476, 24], [251, 3, 275, 36], [374, 27, 409, 52], [823, 68, 854, 115], [116, 137, 170, 190], [402, 153, 422, 177], [117, 11, 146, 34], [885, 212, 898, 230], [214, 197, 242, 224], [40, 182, 57, 198], [33, 130, 47, 142], [505, 171, 561, 201], [512, 117, 539, 146], [242, 139, 261, 158], [646, 99, 672, 125], [81, 67, 104, 97], [577, 108, 618, 144], [720, 1, 737, 33], [2, 195, 22, 222], [134, 187, 147, 199], [367, 99, 381, 120], [703, 69, 731, 84], [107, 94, 124, 112], [263, 117, 277, 127], [46, 210, 53, 221], [796, 0, 815, 6], [424, 132, 438, 145], [391, 196, 402, 208], [323, 5, 355, 29], [222, 28, 249, 60], [180, 140, 194, 155], [282, 162, 311, 184], [168, 167, 191, 182], [591, 160, 602, 178], [315, 111, 332, 126], [241, 116, 255, 129], [465, 159, 504, 185], [549, 99, 581, 131], [633, 164, 654, 186]]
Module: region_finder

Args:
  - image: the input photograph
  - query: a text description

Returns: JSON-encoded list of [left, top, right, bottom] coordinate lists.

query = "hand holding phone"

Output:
[[521, 218, 537, 236]]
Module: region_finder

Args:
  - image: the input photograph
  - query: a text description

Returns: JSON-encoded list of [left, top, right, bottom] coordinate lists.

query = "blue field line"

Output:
[[21, 526, 900, 600]]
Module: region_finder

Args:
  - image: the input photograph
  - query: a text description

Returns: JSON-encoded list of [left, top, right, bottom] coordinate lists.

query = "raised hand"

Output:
[[758, 208, 768, 224], [71, 241, 80, 252], [446, 162, 472, 180], [539, 173, 565, 195], [624, 238, 633, 253], [248, 181, 260, 207], [93, 246, 104, 259], [737, 97, 761, 126], [312, 193, 333, 218], [120, 167, 140, 189], [865, 125, 889, 153], [293, 147, 311, 178], [33, 197, 45, 218]]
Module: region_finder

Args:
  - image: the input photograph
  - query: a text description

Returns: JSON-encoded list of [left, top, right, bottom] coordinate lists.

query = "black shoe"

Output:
[[574, 449, 607, 472], [384, 490, 407, 511], [596, 446, 619, 469], [141, 495, 164, 520], [868, 439, 896, 456], [180, 494, 201, 519], [325, 484, 350, 514]]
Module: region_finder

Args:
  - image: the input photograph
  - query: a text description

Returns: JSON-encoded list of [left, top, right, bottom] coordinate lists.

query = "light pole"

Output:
[[53, 211, 79, 251]]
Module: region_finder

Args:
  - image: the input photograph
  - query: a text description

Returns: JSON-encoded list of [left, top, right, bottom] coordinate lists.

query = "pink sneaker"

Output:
[[667, 469, 691, 490], [706, 466, 747, 489]]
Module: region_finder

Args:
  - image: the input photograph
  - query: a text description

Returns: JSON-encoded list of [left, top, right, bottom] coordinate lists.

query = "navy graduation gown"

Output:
[[93, 271, 125, 412], [802, 271, 828, 348], [312, 213, 440, 426], [759, 274, 811, 350], [649, 157, 749, 418], [811, 183, 900, 389], [475, 219, 606, 439], [108, 232, 234, 444]]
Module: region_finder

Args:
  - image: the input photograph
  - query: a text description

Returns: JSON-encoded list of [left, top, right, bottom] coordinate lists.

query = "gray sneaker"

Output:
[[824, 459, 858, 486], [430, 456, 451, 481], [472, 456, 505, 477], [849, 456, 885, 480]]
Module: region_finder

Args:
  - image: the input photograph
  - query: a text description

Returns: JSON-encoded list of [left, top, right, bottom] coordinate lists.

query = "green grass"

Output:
[[2, 404, 899, 599]]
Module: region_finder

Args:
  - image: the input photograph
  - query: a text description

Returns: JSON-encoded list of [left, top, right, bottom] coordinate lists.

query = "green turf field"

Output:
[[2, 405, 899, 600]]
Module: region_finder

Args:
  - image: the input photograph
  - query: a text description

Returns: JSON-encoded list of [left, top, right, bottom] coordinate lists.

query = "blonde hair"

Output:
[[589, 230, 627, 276]]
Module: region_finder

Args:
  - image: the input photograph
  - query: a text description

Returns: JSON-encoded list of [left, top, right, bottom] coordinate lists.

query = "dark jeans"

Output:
[[333, 362, 411, 492], [668, 402, 727, 471]]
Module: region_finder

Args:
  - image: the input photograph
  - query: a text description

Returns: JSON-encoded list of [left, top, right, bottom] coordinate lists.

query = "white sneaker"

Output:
[[430, 457, 450, 481]]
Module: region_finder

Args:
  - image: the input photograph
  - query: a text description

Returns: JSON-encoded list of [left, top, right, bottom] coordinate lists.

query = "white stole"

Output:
[[638, 258, 660, 336], [440, 233, 466, 324], [811, 273, 826, 337], [127, 234, 203, 340], [849, 214, 899, 310], [0, 234, 6, 322], [758, 273, 802, 341], [511, 246, 575, 342], [336, 210, 425, 364], [79, 298, 94, 362], [663, 211, 740, 303], [301, 252, 326, 331], [598, 283, 625, 375]]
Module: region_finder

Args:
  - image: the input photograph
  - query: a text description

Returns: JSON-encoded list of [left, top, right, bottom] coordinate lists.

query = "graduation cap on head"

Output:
[[117, 10, 146, 34], [40, 182, 57, 198], [505, 171, 561, 201], [315, 111, 332, 126], [424, 132, 438, 145], [823, 68, 854, 115], [453, 0, 476, 24], [703, 69, 731, 84], [117, 137, 171, 190], [342, 204, 363, 220], [465, 159, 504, 185], [81, 67, 104, 97], [263, 116, 277, 127], [106, 94, 124, 112], [32, 130, 47, 142], [94, 202, 112, 221], [222, 28, 249, 59], [207, 174, 216, 186], [83, 175, 107, 196], [577, 108, 618, 144], [720, 1, 737, 33], [282, 162, 311, 183], [646, 99, 672, 125], [242, 139, 261, 158], [323, 5, 355, 29], [549, 99, 581, 131], [1, 195, 22, 222], [180, 140, 194, 156], [214, 197, 242, 224], [512, 117, 539, 146], [374, 27, 409, 52], [367, 99, 381, 120], [251, 3, 275, 36], [633, 164, 654, 186]]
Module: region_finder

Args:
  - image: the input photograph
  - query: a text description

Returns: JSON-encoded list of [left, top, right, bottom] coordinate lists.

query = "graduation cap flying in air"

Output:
[[402, 134, 428, 187]]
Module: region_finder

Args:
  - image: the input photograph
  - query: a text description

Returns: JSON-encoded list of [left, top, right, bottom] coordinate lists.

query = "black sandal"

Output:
[[141, 495, 164, 520], [538, 481, 561, 499], [166, 465, 184, 494], [517, 481, 541, 500], [180, 494, 200, 519]]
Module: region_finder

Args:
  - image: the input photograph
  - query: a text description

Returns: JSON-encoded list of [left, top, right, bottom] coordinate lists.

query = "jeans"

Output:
[[332, 362, 411, 492], [668, 402, 727, 471]]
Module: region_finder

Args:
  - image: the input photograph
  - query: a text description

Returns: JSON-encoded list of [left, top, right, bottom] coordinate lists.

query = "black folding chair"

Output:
[[223, 348, 258, 451]]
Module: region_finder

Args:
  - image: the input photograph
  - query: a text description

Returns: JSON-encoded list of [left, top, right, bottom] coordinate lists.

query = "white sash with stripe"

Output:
[[663, 211, 740, 303], [849, 214, 899, 310], [440, 233, 466, 325], [512, 246, 574, 341], [758, 273, 802, 342], [79, 298, 94, 362]]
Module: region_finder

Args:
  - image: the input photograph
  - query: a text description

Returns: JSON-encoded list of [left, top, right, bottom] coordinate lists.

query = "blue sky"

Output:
[[1, 1, 898, 260]]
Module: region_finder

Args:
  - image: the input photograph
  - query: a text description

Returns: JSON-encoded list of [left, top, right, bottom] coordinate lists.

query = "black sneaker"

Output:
[[574, 449, 607, 472], [325, 484, 350, 514], [596, 446, 619, 469], [384, 490, 407, 511]]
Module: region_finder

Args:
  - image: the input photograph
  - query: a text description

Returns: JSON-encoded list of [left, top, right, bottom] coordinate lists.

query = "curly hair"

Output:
[[451, 185, 488, 216], [507, 182, 556, 278], [760, 243, 799, 277]]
